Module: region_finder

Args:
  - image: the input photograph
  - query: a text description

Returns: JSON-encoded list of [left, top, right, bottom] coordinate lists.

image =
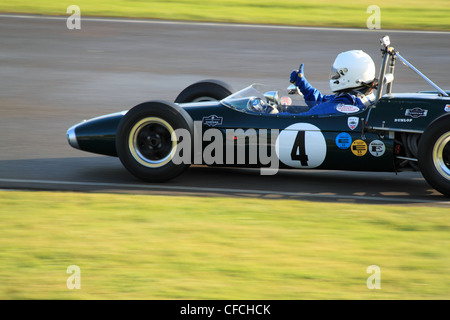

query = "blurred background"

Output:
[[0, 1, 449, 300]]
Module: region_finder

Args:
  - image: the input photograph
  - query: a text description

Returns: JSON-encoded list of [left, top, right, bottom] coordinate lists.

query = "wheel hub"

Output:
[[128, 117, 177, 168]]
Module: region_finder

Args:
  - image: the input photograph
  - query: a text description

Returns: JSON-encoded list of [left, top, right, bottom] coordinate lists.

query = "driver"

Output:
[[289, 50, 377, 115]]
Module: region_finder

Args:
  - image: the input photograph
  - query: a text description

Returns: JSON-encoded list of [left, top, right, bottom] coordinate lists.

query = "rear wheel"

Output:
[[175, 79, 234, 103], [116, 101, 193, 182], [418, 117, 450, 196]]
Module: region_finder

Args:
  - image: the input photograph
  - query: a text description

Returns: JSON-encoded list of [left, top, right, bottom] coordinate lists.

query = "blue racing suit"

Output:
[[289, 68, 375, 116]]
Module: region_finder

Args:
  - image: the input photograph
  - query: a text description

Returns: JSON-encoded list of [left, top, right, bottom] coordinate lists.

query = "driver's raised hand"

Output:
[[289, 64, 304, 86]]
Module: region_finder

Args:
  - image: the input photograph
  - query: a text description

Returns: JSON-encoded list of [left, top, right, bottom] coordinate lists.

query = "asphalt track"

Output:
[[1, 14, 450, 206]]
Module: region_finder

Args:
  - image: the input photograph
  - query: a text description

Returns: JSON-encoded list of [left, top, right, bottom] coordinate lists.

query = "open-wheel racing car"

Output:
[[67, 36, 450, 196]]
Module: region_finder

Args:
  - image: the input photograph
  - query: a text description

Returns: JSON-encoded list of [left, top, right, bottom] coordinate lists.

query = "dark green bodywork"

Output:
[[74, 112, 124, 157], [70, 91, 450, 173], [368, 93, 450, 132]]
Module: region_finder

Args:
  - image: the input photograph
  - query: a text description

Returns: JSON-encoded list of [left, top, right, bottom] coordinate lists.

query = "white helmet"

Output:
[[329, 50, 376, 92]]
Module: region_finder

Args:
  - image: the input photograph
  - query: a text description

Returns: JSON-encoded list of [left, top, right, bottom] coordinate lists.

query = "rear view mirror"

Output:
[[264, 91, 280, 105]]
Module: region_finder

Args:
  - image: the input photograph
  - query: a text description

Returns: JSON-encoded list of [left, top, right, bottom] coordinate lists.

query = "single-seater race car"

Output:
[[67, 36, 450, 196]]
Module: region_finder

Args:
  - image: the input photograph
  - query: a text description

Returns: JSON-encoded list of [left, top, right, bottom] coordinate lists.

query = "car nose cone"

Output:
[[67, 124, 80, 150]]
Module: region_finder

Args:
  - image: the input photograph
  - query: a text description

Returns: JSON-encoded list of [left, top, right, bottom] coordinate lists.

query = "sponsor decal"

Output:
[[351, 139, 367, 157], [202, 115, 223, 127], [335, 132, 352, 149], [369, 140, 386, 157], [336, 104, 360, 114], [405, 107, 428, 118], [394, 118, 413, 123], [444, 104, 450, 112], [347, 116, 359, 130]]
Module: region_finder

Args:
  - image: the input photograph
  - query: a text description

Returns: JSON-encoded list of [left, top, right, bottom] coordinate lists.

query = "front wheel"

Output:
[[418, 117, 450, 196], [116, 101, 193, 182]]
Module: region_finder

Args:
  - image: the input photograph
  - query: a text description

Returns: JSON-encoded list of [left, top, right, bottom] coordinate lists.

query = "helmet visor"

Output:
[[330, 67, 348, 80]]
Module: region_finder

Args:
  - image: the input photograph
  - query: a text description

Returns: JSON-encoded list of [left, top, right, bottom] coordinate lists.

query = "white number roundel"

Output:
[[275, 123, 327, 168]]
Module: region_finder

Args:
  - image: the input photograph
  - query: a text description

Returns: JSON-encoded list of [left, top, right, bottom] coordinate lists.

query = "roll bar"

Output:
[[375, 35, 449, 104]]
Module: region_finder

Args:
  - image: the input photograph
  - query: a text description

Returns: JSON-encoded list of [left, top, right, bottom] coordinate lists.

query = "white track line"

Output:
[[0, 13, 449, 35], [0, 178, 448, 204]]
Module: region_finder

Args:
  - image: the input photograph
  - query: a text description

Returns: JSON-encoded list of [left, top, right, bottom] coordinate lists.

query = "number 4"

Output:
[[290, 131, 309, 166]]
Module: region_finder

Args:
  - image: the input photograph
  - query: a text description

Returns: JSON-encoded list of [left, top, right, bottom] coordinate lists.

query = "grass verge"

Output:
[[0, 0, 450, 30], [0, 190, 448, 299]]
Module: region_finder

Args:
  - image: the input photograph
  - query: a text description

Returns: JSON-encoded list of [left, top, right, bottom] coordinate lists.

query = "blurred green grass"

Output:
[[0, 0, 450, 30], [0, 190, 449, 299]]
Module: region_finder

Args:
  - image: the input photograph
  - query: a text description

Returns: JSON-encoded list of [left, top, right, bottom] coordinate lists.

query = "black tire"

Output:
[[174, 79, 234, 103], [116, 100, 193, 182], [418, 116, 450, 196]]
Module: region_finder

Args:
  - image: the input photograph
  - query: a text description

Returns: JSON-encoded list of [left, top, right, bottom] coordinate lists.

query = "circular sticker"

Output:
[[335, 132, 352, 149], [369, 140, 386, 157], [351, 139, 367, 157], [276, 123, 327, 168]]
